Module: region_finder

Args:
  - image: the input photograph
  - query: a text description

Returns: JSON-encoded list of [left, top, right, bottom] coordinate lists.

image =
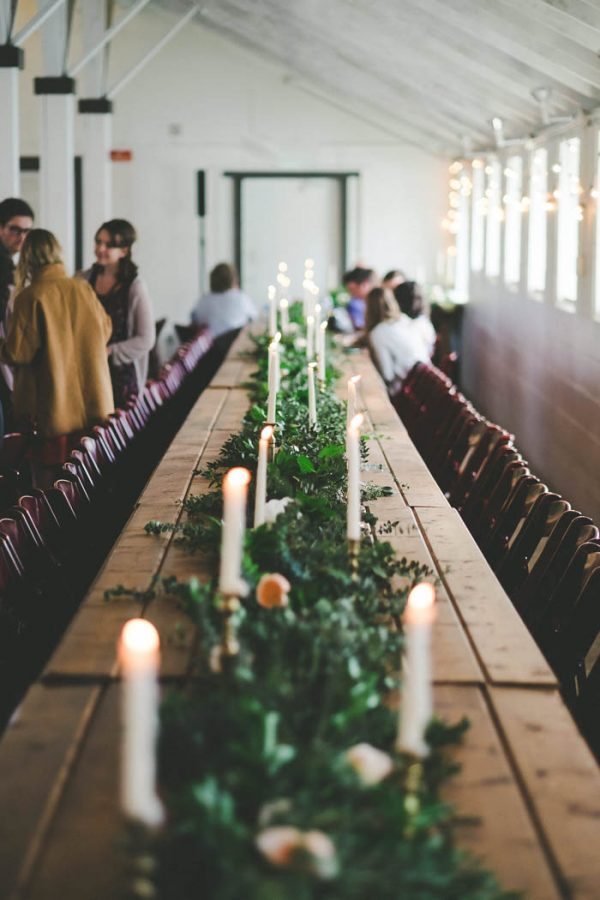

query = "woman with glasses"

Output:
[[81, 219, 154, 408], [0, 229, 113, 486]]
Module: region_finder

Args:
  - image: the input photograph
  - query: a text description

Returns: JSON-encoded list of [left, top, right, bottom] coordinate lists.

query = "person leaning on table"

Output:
[[365, 286, 429, 390], [0, 229, 114, 487]]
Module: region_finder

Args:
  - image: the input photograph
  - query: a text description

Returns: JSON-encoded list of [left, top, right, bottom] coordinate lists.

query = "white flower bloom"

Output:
[[345, 742, 393, 786], [264, 497, 293, 524]]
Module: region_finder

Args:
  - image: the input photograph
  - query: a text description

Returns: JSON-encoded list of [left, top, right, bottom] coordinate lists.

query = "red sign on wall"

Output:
[[110, 150, 133, 162]]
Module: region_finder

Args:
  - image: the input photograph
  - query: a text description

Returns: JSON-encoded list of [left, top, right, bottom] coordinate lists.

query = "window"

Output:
[[470, 161, 485, 272], [503, 156, 523, 286], [527, 148, 547, 295], [556, 137, 581, 309], [485, 158, 502, 278]]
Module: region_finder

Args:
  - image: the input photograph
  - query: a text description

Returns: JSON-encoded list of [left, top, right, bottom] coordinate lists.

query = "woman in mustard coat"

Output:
[[0, 229, 114, 484]]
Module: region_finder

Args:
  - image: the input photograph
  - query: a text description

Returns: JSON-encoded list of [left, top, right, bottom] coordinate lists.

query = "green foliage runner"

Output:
[[120, 308, 517, 899]]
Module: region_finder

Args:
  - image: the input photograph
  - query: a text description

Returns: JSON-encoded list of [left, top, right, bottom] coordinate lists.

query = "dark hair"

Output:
[[383, 269, 405, 284], [343, 266, 374, 287], [210, 262, 236, 293], [92, 218, 138, 285], [0, 197, 34, 226], [394, 281, 424, 319]]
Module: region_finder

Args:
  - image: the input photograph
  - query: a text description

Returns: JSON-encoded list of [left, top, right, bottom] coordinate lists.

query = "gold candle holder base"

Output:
[[348, 538, 360, 581], [264, 423, 277, 461], [402, 754, 424, 836], [219, 592, 241, 658]]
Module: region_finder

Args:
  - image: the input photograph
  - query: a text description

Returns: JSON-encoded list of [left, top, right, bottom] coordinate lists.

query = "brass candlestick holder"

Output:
[[264, 423, 277, 461], [401, 753, 424, 837], [219, 592, 241, 658], [124, 821, 159, 900], [348, 538, 360, 581]]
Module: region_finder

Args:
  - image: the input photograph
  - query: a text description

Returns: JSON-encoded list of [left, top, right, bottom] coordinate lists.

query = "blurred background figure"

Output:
[[394, 280, 436, 357], [0, 229, 113, 487], [0, 197, 35, 433], [82, 219, 154, 409], [191, 262, 256, 339], [365, 287, 429, 388], [342, 266, 377, 330], [382, 269, 405, 291]]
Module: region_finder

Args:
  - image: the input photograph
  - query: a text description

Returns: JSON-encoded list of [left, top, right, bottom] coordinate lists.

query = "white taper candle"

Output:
[[254, 425, 274, 527], [318, 320, 327, 382], [308, 362, 317, 427], [346, 413, 363, 541], [306, 315, 315, 360], [219, 467, 251, 595], [120, 619, 164, 827], [267, 343, 277, 423], [347, 375, 361, 427], [396, 583, 436, 758]]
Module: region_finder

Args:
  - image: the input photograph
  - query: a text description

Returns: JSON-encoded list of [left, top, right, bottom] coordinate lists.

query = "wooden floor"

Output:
[[0, 332, 599, 899]]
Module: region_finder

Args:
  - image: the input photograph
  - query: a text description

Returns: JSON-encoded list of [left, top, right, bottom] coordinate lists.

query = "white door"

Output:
[[241, 176, 342, 312]]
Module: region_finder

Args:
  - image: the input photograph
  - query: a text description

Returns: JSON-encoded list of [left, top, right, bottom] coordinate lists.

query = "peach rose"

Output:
[[256, 573, 291, 609], [345, 742, 394, 786], [256, 826, 301, 867], [256, 827, 338, 880]]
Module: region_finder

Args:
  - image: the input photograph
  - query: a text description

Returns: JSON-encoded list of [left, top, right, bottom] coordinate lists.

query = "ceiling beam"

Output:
[[542, 0, 600, 31], [442, 0, 600, 94], [250, 0, 492, 142], [364, 0, 583, 115], [201, 0, 476, 147], [195, 8, 453, 155], [498, 0, 600, 51]]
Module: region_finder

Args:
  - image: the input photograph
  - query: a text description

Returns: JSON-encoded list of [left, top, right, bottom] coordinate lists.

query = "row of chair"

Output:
[[0, 328, 213, 722], [392, 362, 600, 757]]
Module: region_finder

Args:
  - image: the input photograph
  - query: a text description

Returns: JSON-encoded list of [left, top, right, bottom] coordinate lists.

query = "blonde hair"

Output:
[[365, 287, 400, 332], [15, 229, 63, 291]]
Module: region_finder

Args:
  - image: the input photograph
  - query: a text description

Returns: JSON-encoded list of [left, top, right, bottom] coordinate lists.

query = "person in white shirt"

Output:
[[366, 287, 429, 387], [393, 280, 436, 357], [191, 262, 256, 338]]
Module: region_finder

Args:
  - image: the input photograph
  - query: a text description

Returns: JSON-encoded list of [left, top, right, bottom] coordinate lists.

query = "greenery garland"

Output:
[[115, 306, 517, 899]]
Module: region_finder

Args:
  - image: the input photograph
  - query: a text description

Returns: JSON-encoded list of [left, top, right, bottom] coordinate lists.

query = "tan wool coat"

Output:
[[0, 264, 114, 437]]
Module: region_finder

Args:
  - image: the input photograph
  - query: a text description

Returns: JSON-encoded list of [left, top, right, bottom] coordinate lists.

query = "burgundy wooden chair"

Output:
[[449, 424, 512, 509], [0, 432, 32, 472], [534, 542, 600, 669], [434, 413, 486, 496], [482, 477, 547, 571], [496, 493, 571, 597], [459, 443, 523, 530], [573, 635, 600, 760], [558, 567, 600, 704], [466, 458, 529, 543], [517, 515, 599, 624]]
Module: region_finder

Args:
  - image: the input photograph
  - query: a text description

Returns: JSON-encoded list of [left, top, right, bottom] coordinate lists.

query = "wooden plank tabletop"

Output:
[[1, 336, 598, 900]]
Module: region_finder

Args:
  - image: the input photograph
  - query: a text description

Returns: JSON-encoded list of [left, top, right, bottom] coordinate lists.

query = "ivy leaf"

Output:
[[297, 455, 316, 473], [317, 444, 345, 460]]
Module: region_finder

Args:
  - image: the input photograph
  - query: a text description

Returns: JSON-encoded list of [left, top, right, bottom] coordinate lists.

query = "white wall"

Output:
[[14, 3, 447, 325]]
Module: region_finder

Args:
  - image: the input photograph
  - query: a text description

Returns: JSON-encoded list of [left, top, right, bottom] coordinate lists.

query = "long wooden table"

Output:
[[1, 332, 599, 900]]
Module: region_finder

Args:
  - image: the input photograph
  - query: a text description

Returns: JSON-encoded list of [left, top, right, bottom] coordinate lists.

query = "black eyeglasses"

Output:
[[7, 225, 31, 237]]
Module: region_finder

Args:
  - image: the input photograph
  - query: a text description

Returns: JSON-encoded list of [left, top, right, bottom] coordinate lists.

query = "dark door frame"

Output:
[[223, 170, 359, 284]]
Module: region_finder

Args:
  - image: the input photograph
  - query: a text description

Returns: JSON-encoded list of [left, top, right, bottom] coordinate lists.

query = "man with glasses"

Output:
[[0, 197, 35, 431]]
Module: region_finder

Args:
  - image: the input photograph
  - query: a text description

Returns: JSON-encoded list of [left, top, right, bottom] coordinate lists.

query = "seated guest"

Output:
[[190, 262, 256, 338], [342, 266, 376, 330], [82, 219, 154, 408], [0, 197, 35, 431], [365, 287, 429, 386], [393, 280, 436, 357], [0, 229, 113, 486], [382, 269, 405, 291]]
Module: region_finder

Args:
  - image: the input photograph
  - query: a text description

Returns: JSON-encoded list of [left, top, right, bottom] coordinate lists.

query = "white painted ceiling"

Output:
[[154, 0, 600, 156]]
